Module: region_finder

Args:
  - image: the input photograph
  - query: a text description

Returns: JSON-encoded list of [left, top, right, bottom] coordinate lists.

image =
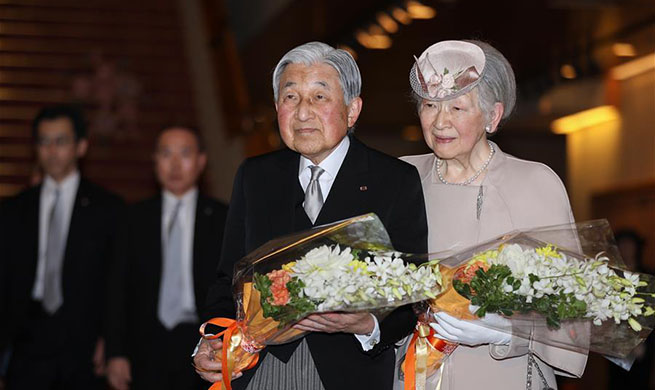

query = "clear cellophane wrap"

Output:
[[400, 219, 655, 389], [202, 213, 442, 390]]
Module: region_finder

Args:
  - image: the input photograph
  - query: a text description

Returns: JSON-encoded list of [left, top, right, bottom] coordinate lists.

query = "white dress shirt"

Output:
[[33, 171, 80, 300], [162, 187, 198, 320], [298, 135, 350, 203], [297, 136, 381, 351]]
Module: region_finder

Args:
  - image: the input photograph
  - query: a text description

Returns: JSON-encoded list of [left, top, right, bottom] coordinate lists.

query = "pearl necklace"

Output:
[[436, 141, 495, 186]]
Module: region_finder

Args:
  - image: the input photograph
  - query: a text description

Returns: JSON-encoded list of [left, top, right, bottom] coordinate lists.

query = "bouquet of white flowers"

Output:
[[200, 214, 441, 390], [401, 220, 655, 390], [253, 244, 439, 328]]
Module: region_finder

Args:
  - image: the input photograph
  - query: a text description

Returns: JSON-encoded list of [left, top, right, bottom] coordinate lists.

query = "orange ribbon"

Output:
[[404, 330, 421, 390], [404, 324, 454, 390], [199, 318, 260, 390]]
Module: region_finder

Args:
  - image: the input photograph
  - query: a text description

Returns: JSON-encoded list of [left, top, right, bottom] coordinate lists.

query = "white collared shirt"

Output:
[[298, 135, 350, 202], [33, 171, 80, 300], [162, 187, 198, 317]]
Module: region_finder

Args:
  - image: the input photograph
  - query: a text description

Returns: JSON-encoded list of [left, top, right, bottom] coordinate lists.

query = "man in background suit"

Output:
[[0, 105, 124, 389], [106, 126, 228, 390], [194, 42, 428, 390]]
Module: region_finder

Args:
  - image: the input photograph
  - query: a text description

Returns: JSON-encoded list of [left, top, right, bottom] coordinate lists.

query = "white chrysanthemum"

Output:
[[292, 245, 354, 276], [495, 244, 529, 276]]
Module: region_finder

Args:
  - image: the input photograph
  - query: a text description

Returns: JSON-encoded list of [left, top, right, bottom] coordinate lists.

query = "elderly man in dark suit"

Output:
[[105, 126, 228, 390], [194, 41, 428, 390], [0, 105, 124, 389]]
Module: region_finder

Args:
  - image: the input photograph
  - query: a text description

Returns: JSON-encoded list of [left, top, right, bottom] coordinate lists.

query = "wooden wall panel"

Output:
[[0, 0, 198, 202]]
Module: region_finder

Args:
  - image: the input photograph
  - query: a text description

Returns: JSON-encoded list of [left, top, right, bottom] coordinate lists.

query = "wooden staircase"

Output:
[[0, 0, 199, 202]]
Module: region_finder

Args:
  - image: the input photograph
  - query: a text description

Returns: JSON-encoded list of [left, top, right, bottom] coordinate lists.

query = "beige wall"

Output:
[[617, 70, 655, 183], [178, 0, 244, 203], [567, 68, 655, 221]]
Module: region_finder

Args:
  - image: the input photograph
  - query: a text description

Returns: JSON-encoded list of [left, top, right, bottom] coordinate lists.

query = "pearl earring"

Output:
[[485, 125, 492, 133]]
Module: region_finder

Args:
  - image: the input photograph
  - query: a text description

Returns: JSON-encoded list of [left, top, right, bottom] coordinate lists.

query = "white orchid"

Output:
[[285, 245, 441, 312], [485, 243, 652, 331]]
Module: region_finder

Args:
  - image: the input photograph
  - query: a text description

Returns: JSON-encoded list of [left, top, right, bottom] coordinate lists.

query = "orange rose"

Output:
[[270, 283, 290, 305], [454, 261, 489, 285], [267, 269, 291, 285], [267, 269, 292, 306]]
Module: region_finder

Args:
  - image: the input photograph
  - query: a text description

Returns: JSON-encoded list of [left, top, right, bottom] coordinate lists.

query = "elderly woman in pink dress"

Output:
[[395, 40, 588, 389]]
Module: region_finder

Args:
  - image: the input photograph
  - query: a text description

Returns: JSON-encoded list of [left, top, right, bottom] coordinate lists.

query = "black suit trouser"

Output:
[[130, 322, 204, 390], [7, 301, 101, 390]]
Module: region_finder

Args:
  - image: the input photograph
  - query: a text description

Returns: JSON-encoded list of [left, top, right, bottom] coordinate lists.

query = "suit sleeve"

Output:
[[105, 206, 131, 359], [202, 162, 247, 321], [370, 165, 428, 355]]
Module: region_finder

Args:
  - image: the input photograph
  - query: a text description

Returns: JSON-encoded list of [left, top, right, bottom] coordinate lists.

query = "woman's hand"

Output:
[[430, 311, 511, 346]]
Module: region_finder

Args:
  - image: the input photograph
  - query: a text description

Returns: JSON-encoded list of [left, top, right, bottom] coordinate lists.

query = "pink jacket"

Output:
[[397, 142, 587, 389]]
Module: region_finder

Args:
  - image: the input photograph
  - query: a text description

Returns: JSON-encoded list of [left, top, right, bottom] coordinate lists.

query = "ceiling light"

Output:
[[560, 64, 576, 79], [406, 1, 436, 19], [355, 30, 392, 50], [377, 12, 399, 34], [611, 53, 655, 80], [368, 24, 385, 36], [612, 43, 636, 57], [391, 7, 412, 25], [551, 105, 620, 134]]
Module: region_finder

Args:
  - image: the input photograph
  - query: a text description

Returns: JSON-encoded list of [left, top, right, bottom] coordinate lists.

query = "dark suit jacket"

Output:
[[105, 194, 227, 364], [0, 179, 124, 360], [204, 136, 428, 390]]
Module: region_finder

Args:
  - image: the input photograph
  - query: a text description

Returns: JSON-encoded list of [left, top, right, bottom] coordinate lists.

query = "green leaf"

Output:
[[451, 264, 591, 330]]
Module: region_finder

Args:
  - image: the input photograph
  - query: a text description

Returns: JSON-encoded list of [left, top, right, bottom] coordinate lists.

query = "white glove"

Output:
[[430, 309, 512, 347]]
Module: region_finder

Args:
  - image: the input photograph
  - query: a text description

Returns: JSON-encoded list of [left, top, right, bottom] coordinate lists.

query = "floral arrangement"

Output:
[[402, 222, 655, 390], [254, 245, 441, 328], [454, 244, 654, 331], [199, 214, 442, 390]]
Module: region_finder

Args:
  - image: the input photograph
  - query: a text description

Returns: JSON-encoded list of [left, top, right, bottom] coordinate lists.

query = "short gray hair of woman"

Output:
[[414, 40, 516, 125], [467, 40, 516, 123], [272, 42, 361, 105]]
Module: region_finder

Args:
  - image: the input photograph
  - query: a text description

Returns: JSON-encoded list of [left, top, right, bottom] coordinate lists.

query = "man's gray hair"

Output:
[[272, 42, 361, 104], [413, 40, 517, 126]]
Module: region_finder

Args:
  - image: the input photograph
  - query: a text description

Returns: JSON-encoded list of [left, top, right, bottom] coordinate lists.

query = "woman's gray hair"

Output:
[[272, 42, 361, 105], [412, 40, 516, 125], [467, 40, 516, 123]]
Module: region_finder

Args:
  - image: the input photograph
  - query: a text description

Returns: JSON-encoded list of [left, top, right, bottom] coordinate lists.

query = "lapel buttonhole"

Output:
[[359, 185, 368, 191]]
